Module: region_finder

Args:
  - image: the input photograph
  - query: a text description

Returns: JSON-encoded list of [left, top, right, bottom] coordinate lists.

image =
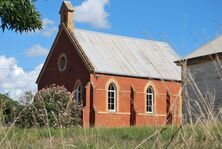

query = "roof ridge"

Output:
[[75, 28, 167, 44]]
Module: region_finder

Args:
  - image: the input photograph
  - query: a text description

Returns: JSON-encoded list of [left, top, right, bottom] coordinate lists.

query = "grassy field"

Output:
[[0, 125, 221, 149]]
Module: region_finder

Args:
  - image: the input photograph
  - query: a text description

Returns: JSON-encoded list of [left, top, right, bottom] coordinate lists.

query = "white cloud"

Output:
[[0, 55, 43, 100], [40, 18, 58, 37], [75, 0, 110, 29], [42, 18, 54, 26], [25, 44, 49, 57]]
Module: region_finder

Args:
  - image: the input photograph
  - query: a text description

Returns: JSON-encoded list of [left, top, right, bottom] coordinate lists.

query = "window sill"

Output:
[[97, 111, 130, 115], [138, 112, 155, 116], [108, 110, 116, 113]]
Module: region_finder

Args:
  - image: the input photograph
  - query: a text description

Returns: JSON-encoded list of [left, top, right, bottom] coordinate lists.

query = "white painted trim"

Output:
[[144, 81, 157, 114], [138, 113, 165, 117], [95, 88, 130, 93], [105, 78, 120, 112]]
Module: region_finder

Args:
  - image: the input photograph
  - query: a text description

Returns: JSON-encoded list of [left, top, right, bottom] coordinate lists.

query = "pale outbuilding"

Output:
[[176, 36, 222, 122]]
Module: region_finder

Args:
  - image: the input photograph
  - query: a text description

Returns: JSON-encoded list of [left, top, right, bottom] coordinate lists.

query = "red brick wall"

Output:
[[94, 113, 130, 127], [89, 73, 181, 127], [38, 30, 90, 92]]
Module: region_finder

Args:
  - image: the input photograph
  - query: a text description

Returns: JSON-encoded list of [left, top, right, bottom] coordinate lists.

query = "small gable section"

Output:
[[37, 26, 92, 91]]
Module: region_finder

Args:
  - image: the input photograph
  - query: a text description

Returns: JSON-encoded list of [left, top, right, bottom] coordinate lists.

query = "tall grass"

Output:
[[0, 126, 220, 148], [0, 125, 221, 148]]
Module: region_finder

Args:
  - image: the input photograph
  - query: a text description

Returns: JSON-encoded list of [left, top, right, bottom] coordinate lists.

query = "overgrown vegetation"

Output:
[[0, 94, 20, 126], [15, 85, 82, 128]]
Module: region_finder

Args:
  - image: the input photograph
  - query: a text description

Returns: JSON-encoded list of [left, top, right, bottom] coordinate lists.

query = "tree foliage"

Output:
[[0, 0, 42, 33]]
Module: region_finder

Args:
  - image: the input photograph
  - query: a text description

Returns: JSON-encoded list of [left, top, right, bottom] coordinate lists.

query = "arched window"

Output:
[[146, 86, 154, 113], [108, 83, 117, 111], [75, 83, 82, 105], [166, 92, 172, 124], [166, 92, 170, 114]]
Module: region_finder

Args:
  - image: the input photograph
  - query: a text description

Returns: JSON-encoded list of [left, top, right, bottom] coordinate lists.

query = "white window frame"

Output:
[[146, 86, 154, 113], [108, 83, 117, 112]]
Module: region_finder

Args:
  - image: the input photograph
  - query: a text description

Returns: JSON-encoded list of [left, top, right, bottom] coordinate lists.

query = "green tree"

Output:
[[0, 0, 42, 33], [0, 94, 20, 125]]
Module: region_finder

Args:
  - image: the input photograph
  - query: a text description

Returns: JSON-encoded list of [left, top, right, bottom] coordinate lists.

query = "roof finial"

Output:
[[59, 1, 75, 33]]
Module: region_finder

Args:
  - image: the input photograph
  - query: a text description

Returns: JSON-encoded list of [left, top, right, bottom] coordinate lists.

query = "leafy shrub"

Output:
[[16, 85, 82, 128], [19, 91, 35, 106], [0, 94, 20, 125]]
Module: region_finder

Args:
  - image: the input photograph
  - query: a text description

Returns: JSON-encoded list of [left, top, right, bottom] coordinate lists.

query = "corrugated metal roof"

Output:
[[74, 29, 181, 81], [186, 35, 222, 59]]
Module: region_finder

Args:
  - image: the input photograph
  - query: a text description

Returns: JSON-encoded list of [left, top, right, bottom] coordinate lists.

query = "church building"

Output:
[[37, 1, 182, 127]]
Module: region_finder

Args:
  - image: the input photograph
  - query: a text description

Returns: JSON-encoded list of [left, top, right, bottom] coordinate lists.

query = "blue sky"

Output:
[[0, 0, 222, 99]]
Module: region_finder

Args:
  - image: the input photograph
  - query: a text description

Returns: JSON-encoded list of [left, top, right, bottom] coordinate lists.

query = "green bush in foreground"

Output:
[[0, 94, 20, 125], [16, 85, 82, 128]]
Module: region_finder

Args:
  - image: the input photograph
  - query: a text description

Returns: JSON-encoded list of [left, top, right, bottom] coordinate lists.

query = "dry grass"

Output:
[[0, 125, 221, 149]]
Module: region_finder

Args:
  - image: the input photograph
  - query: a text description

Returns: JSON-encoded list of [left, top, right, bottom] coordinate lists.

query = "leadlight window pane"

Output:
[[146, 86, 154, 113], [108, 83, 116, 111], [76, 84, 82, 105]]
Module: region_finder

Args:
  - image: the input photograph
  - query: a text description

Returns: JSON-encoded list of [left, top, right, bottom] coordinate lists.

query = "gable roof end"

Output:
[[36, 25, 94, 84], [187, 35, 222, 60], [176, 35, 222, 64]]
